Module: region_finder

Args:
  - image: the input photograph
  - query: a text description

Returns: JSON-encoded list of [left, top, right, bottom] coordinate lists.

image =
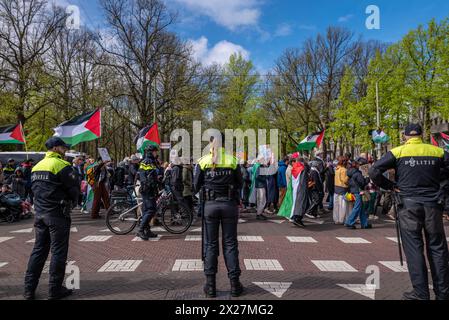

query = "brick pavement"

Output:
[[0, 210, 448, 300]]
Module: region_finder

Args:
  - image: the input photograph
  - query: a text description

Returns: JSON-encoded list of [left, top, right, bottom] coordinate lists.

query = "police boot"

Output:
[[230, 279, 244, 297], [402, 291, 428, 300], [203, 275, 216, 298], [48, 287, 73, 300]]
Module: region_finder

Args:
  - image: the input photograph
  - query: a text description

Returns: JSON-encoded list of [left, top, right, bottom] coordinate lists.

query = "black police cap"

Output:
[[45, 137, 71, 150], [404, 124, 423, 136]]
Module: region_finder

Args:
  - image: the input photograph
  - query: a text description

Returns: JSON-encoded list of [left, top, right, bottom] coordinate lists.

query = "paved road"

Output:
[[1, 210, 448, 300]]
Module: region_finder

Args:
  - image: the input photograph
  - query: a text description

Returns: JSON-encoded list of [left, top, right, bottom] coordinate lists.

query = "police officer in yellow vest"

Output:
[[24, 137, 80, 300], [193, 134, 244, 298], [370, 124, 449, 300], [137, 145, 160, 241]]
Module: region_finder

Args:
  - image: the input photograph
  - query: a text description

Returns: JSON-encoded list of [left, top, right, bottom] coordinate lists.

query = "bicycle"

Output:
[[105, 185, 194, 235]]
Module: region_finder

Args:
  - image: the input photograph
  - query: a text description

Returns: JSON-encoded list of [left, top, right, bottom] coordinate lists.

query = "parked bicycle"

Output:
[[105, 186, 194, 235]]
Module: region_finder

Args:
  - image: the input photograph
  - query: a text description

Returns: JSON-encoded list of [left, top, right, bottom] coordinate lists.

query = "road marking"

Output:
[[10, 228, 33, 234], [238, 219, 247, 224], [311, 260, 358, 272], [303, 218, 325, 225], [100, 227, 121, 233], [152, 227, 167, 232], [244, 259, 284, 271], [190, 227, 202, 232], [287, 236, 318, 243], [337, 284, 377, 300], [132, 235, 162, 242], [0, 262, 8, 268], [185, 235, 202, 241], [379, 261, 408, 272], [253, 282, 292, 298], [26, 238, 35, 243], [386, 237, 398, 243], [337, 237, 372, 244], [0, 237, 14, 243], [98, 260, 142, 272], [79, 236, 112, 242], [172, 259, 203, 272], [238, 236, 264, 242], [43, 261, 76, 274], [70, 227, 78, 233], [268, 220, 285, 224]]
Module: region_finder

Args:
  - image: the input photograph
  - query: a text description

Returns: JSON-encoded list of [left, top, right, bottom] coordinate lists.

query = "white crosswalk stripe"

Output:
[[172, 259, 203, 271], [98, 260, 142, 272], [0, 237, 14, 243], [238, 236, 264, 242], [10, 228, 33, 234], [386, 237, 398, 243], [244, 259, 284, 271], [79, 236, 112, 242], [287, 236, 318, 243], [268, 220, 285, 224], [312, 260, 358, 272], [132, 235, 162, 242], [185, 235, 202, 241], [337, 237, 371, 244], [42, 261, 76, 274], [0, 262, 8, 268], [379, 261, 408, 272], [26, 238, 35, 243]]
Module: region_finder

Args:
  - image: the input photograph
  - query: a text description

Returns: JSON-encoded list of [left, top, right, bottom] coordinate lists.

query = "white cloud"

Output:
[[189, 36, 250, 66], [338, 14, 354, 23], [274, 23, 292, 37], [172, 0, 262, 30]]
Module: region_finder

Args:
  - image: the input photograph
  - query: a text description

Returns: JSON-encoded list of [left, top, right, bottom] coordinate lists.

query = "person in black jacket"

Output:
[[345, 157, 371, 229], [305, 161, 324, 219], [24, 137, 79, 300]]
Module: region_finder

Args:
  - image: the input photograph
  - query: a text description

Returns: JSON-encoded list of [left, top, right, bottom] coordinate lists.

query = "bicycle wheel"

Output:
[[161, 202, 193, 234], [105, 201, 139, 235]]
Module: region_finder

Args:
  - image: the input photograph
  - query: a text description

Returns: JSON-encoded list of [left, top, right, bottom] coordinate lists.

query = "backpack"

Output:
[[113, 167, 126, 188]]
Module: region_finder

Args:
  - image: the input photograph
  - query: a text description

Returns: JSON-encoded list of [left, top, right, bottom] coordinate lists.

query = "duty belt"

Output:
[[204, 186, 234, 202]]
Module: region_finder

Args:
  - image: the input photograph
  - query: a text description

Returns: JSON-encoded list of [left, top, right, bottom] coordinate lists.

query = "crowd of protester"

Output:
[[2, 148, 449, 226]]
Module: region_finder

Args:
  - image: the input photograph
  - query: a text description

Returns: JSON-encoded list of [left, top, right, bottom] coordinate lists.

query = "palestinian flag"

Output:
[[53, 109, 101, 147], [431, 135, 439, 147], [135, 123, 161, 154], [372, 130, 390, 144], [249, 162, 261, 200], [0, 123, 25, 145], [441, 133, 449, 150], [278, 162, 306, 219], [297, 130, 325, 151]]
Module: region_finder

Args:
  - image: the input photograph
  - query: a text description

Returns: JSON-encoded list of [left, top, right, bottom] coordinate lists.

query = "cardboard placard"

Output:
[[98, 148, 111, 162]]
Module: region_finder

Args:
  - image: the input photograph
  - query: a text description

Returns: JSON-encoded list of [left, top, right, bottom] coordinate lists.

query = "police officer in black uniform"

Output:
[[24, 137, 80, 300], [369, 124, 449, 300], [193, 134, 244, 298], [137, 145, 160, 241]]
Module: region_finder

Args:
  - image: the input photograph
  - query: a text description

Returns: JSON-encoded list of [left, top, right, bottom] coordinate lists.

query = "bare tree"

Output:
[[98, 0, 177, 128], [0, 0, 66, 124]]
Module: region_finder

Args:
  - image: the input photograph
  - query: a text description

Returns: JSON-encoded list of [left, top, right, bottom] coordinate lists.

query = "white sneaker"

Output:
[[305, 214, 317, 219]]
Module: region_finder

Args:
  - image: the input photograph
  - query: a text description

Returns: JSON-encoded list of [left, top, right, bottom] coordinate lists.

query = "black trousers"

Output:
[[140, 194, 157, 232], [24, 214, 71, 295], [399, 201, 449, 300], [306, 190, 321, 217], [203, 201, 241, 281]]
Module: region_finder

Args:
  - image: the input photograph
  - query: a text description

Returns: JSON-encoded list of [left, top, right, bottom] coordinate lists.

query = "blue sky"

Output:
[[58, 0, 449, 72]]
